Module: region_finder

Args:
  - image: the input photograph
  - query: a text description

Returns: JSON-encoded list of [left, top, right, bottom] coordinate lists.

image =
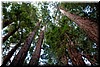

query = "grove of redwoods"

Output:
[[1, 1, 99, 66]]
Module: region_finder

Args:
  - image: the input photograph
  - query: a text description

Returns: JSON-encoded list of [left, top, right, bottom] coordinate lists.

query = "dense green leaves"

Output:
[[2, 2, 98, 66]]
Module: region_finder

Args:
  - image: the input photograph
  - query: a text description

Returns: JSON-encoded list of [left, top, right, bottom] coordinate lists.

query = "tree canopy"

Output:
[[1, 1, 99, 66]]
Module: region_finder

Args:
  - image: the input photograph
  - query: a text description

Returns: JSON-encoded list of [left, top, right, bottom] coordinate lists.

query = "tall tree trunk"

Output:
[[65, 33, 85, 66], [2, 40, 21, 66], [29, 30, 44, 65], [10, 22, 40, 66], [60, 55, 68, 65], [67, 45, 85, 66], [2, 28, 23, 66], [3, 20, 13, 28], [59, 7, 98, 46], [3, 27, 19, 43], [82, 54, 97, 65]]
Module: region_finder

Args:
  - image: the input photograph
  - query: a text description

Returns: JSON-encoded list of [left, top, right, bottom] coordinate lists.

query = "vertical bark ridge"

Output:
[[10, 22, 40, 66], [60, 55, 68, 65], [2, 40, 21, 66], [59, 7, 98, 45], [65, 33, 85, 65], [29, 30, 44, 65]]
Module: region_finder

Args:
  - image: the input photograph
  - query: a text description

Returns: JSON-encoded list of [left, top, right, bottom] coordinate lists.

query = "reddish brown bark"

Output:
[[2, 40, 21, 66], [82, 54, 97, 65], [65, 33, 85, 65], [29, 30, 44, 65], [3, 27, 19, 43], [67, 45, 85, 65], [10, 22, 40, 66], [59, 7, 98, 45], [3, 20, 13, 28], [60, 55, 68, 65]]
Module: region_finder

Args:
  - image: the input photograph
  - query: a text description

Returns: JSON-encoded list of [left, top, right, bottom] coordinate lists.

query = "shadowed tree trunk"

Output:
[[3, 27, 19, 43], [60, 55, 68, 65], [59, 7, 98, 46], [3, 20, 13, 28], [82, 54, 97, 65], [2, 40, 21, 66], [2, 28, 23, 66], [29, 30, 44, 65], [67, 45, 85, 66], [10, 22, 40, 66], [65, 33, 85, 66]]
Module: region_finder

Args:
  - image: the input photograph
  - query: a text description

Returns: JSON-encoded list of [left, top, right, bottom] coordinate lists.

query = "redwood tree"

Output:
[[29, 30, 44, 65], [3, 20, 13, 28], [10, 22, 40, 66], [67, 45, 85, 65], [2, 2, 98, 66], [2, 40, 21, 66], [65, 33, 85, 65], [82, 54, 97, 65], [60, 54, 68, 65], [3, 27, 19, 43], [59, 7, 98, 45]]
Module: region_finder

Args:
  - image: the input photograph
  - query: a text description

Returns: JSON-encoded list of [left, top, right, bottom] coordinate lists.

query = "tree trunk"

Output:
[[2, 40, 21, 66], [59, 7, 98, 46], [60, 55, 68, 65], [82, 54, 97, 65], [29, 30, 44, 65], [65, 33, 85, 66], [3, 27, 19, 43], [3, 20, 13, 28], [67, 45, 85, 66], [10, 22, 40, 66]]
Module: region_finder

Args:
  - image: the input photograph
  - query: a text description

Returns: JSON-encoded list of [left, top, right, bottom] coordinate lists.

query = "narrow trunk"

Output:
[[65, 33, 85, 65], [3, 27, 19, 43], [82, 54, 97, 65], [3, 20, 13, 28], [60, 55, 68, 65], [2, 40, 21, 66], [59, 7, 98, 45], [29, 30, 44, 65], [67, 45, 85, 65], [10, 22, 40, 66]]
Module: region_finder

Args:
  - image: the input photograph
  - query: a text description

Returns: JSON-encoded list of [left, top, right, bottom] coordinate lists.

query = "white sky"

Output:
[[0, 0, 99, 66], [82, 56, 91, 66], [0, 1, 2, 66]]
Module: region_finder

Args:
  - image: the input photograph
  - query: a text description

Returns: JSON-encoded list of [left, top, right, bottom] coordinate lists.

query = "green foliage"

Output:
[[2, 2, 38, 60], [2, 2, 98, 66], [60, 2, 98, 20]]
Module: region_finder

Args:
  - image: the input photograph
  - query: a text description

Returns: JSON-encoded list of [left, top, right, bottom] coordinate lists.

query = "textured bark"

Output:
[[65, 33, 85, 66], [3, 20, 13, 28], [60, 55, 68, 65], [82, 54, 97, 65], [59, 7, 98, 45], [10, 22, 40, 66], [29, 30, 44, 65], [67, 45, 85, 66], [2, 41, 21, 66], [3, 27, 19, 43]]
